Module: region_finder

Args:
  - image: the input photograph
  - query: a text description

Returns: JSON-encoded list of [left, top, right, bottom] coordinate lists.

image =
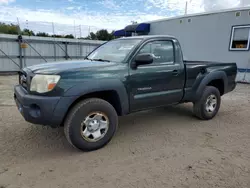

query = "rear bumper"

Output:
[[14, 85, 75, 128]]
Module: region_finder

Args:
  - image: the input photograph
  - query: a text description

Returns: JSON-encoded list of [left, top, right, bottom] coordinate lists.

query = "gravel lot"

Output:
[[0, 75, 250, 188]]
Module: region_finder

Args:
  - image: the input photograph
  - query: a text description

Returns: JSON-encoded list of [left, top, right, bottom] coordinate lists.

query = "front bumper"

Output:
[[14, 85, 74, 128]]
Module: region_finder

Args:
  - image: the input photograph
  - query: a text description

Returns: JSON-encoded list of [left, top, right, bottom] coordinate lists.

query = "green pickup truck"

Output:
[[14, 35, 237, 151]]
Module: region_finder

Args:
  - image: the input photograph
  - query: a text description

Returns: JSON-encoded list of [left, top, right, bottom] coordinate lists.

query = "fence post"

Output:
[[18, 35, 23, 69], [54, 40, 56, 61], [65, 42, 68, 60], [23, 45, 26, 68], [52, 22, 56, 61], [80, 43, 82, 58]]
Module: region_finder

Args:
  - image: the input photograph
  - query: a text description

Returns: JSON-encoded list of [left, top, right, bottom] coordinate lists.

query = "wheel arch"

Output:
[[195, 71, 228, 101], [60, 79, 129, 126], [66, 90, 123, 116]]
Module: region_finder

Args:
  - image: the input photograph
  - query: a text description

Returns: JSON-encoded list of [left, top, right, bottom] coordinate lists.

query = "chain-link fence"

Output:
[[0, 33, 105, 72], [0, 20, 116, 72], [3, 19, 116, 39]]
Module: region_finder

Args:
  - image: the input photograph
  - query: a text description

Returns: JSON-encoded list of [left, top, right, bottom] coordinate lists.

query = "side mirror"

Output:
[[132, 53, 153, 69]]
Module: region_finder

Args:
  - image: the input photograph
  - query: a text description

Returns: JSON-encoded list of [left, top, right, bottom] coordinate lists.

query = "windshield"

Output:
[[87, 39, 142, 62]]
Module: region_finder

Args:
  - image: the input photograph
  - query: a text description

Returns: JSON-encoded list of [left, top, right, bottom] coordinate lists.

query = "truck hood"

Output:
[[25, 60, 115, 74]]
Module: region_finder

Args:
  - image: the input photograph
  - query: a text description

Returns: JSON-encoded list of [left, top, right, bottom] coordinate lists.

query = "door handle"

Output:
[[172, 70, 179, 76]]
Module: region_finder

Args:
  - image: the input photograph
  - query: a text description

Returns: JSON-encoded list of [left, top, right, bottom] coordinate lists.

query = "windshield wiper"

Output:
[[91, 58, 110, 62]]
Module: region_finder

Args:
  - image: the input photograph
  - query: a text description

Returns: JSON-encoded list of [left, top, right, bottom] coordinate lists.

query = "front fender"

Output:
[[63, 79, 129, 115], [194, 71, 228, 101]]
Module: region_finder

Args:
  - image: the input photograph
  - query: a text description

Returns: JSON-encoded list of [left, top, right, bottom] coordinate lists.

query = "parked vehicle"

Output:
[[14, 35, 237, 151]]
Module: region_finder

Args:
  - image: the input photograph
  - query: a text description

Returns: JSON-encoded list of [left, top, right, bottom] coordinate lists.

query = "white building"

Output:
[[114, 7, 250, 83]]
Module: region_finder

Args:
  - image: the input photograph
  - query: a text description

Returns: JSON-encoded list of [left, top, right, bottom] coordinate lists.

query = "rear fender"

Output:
[[194, 71, 228, 101]]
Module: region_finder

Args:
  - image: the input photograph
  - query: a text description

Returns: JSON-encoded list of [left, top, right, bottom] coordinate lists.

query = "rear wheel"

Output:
[[64, 98, 118, 151], [193, 86, 221, 120]]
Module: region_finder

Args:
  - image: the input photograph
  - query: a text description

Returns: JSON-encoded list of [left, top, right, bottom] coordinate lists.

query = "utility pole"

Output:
[[88, 26, 90, 37], [74, 20, 76, 38], [79, 25, 82, 38], [26, 20, 29, 30], [16, 17, 21, 35]]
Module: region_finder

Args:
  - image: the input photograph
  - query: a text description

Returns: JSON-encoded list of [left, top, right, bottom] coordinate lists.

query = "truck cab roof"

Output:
[[117, 35, 175, 40]]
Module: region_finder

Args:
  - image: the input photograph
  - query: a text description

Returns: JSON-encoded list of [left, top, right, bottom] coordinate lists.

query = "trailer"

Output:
[[114, 7, 250, 83]]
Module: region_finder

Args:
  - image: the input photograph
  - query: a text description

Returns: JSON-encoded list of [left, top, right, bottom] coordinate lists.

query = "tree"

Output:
[[96, 29, 110, 41], [0, 22, 20, 35], [82, 32, 97, 40], [22, 28, 35, 36], [64, 34, 74, 39], [83, 29, 114, 41], [89, 32, 97, 40], [51, 34, 63, 38], [0, 22, 115, 41], [95, 29, 114, 41], [36, 32, 50, 37]]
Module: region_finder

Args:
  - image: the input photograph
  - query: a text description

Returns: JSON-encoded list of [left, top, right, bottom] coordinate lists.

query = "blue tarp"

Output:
[[135, 23, 150, 32], [124, 23, 150, 33], [114, 23, 150, 36], [113, 29, 132, 37], [124, 24, 138, 32]]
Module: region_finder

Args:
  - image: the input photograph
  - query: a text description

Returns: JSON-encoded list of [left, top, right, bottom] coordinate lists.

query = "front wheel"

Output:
[[64, 98, 118, 151], [193, 86, 221, 120]]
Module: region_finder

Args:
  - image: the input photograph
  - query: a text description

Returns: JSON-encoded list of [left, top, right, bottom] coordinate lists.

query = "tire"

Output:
[[193, 86, 221, 120], [64, 98, 118, 151]]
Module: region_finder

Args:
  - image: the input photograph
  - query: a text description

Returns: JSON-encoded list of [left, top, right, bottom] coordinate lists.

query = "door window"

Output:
[[138, 41, 174, 64]]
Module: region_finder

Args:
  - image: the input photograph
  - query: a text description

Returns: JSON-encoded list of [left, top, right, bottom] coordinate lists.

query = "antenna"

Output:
[[185, 1, 188, 15], [185, 0, 192, 15]]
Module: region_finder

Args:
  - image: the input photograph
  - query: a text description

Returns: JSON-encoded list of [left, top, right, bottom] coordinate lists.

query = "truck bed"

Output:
[[183, 60, 237, 95]]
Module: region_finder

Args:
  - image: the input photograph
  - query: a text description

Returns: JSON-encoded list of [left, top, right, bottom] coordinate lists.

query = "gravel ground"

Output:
[[0, 75, 250, 188]]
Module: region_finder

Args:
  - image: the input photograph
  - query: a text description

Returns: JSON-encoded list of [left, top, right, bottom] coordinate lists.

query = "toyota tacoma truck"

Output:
[[14, 35, 237, 151]]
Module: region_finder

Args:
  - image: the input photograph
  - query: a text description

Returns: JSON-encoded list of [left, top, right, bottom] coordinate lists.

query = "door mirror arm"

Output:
[[131, 61, 137, 69]]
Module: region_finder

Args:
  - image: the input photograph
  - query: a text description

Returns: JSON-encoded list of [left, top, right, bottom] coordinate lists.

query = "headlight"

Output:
[[30, 75, 60, 93]]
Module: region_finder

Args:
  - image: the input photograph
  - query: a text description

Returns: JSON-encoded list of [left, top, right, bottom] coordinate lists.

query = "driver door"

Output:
[[129, 40, 185, 111]]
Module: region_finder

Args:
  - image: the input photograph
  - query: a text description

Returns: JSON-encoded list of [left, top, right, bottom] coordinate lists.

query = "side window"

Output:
[[230, 25, 250, 51], [138, 40, 174, 64]]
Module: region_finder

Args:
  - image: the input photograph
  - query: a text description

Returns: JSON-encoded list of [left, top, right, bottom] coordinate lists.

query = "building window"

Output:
[[230, 25, 250, 51], [235, 12, 241, 17]]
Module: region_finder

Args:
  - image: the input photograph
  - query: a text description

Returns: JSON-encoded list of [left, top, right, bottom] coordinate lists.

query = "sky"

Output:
[[0, 0, 249, 37]]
